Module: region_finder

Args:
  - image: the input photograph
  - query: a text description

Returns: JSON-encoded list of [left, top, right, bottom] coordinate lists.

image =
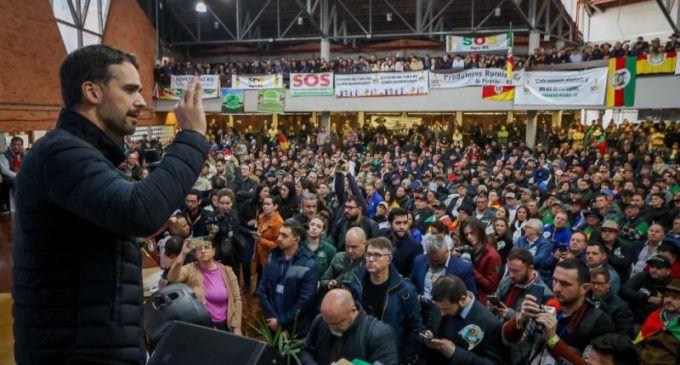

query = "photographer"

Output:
[[208, 189, 245, 279], [502, 259, 615, 365]]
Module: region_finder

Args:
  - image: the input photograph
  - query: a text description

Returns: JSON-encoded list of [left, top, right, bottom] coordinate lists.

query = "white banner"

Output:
[[446, 34, 509, 53], [514, 68, 608, 106], [334, 71, 429, 98], [430, 68, 518, 88], [167, 75, 220, 98], [290, 72, 334, 96], [676, 54, 680, 75], [231, 74, 283, 89]]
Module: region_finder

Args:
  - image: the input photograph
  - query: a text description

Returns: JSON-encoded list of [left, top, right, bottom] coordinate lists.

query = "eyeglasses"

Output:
[[365, 252, 391, 261], [345, 205, 359, 210]]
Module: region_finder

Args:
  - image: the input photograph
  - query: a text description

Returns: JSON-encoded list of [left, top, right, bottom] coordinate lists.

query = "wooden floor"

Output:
[[0, 214, 265, 365]]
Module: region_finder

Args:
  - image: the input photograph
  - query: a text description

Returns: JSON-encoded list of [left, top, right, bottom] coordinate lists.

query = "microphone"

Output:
[[543, 299, 561, 315]]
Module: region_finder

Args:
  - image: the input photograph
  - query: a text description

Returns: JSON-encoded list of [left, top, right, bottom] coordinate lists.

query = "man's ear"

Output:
[[81, 81, 102, 105]]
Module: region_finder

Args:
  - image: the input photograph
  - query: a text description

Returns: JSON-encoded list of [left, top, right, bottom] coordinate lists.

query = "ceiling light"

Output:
[[195, 1, 207, 13], [386, 13, 393, 22], [297, 16, 304, 25], [494, 7, 501, 17]]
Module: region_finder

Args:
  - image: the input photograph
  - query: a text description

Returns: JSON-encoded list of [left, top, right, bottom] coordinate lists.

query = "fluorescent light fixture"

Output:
[[297, 16, 304, 25], [494, 7, 501, 17], [386, 13, 393, 22], [195, 1, 207, 13]]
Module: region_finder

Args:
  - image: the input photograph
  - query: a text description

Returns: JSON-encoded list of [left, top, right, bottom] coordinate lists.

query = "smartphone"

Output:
[[557, 245, 568, 253], [527, 284, 545, 304], [488, 295, 503, 307]]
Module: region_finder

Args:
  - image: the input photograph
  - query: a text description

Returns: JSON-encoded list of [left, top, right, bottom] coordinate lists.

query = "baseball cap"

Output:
[[601, 220, 619, 231], [506, 192, 516, 199], [647, 255, 672, 269]]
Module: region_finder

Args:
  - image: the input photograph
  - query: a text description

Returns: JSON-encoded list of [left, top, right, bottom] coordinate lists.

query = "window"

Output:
[[51, 0, 111, 54]]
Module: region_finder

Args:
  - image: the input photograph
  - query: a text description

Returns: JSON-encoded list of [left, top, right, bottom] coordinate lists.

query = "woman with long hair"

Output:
[[168, 237, 243, 333], [511, 206, 529, 243], [490, 217, 513, 263], [461, 219, 502, 305], [239, 184, 269, 291], [278, 181, 298, 220], [251, 196, 283, 292]]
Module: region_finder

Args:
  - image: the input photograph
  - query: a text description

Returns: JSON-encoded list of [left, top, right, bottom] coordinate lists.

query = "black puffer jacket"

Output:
[[12, 109, 208, 365]]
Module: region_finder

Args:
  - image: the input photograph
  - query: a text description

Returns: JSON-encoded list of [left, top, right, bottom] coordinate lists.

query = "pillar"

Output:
[[552, 110, 563, 129], [357, 111, 365, 126], [320, 111, 331, 131], [528, 31, 541, 55], [506, 111, 514, 124], [526, 110, 538, 149], [320, 39, 331, 62], [456, 111, 463, 127]]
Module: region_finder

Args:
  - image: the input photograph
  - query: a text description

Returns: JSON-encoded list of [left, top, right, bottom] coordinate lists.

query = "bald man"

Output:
[[320, 227, 367, 291], [300, 289, 398, 365]]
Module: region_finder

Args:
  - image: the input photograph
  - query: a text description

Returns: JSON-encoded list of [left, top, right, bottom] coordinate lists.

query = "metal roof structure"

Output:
[[137, 0, 581, 53]]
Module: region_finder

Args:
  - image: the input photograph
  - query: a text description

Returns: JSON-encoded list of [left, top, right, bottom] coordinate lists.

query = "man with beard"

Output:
[[329, 195, 379, 251], [502, 259, 615, 365], [13, 45, 209, 365], [636, 279, 680, 364], [300, 289, 398, 365], [182, 189, 208, 237], [599, 220, 636, 282], [621, 255, 673, 323], [382, 208, 422, 277]]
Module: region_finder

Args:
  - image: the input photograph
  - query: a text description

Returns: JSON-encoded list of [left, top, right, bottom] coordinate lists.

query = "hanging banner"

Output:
[[231, 74, 283, 89], [220, 88, 244, 113], [482, 86, 515, 101], [290, 72, 334, 96], [677, 53, 680, 75], [430, 68, 519, 88], [514, 68, 608, 106], [154, 75, 220, 99], [446, 34, 509, 53], [334, 71, 429, 98], [257, 88, 285, 113], [637, 51, 677, 74], [606, 57, 636, 107]]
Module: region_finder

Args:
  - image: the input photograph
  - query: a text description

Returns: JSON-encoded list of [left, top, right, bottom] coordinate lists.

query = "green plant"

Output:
[[249, 317, 304, 365]]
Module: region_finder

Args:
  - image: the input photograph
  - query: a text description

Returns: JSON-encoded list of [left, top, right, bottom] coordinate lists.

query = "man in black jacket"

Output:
[[330, 195, 379, 250], [588, 267, 634, 338], [301, 289, 398, 365], [12, 45, 208, 365]]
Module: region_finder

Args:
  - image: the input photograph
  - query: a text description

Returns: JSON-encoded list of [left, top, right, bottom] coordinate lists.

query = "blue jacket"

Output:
[[382, 229, 422, 277], [543, 225, 572, 248], [366, 191, 384, 218], [410, 254, 478, 296], [352, 265, 424, 364], [257, 247, 319, 335], [515, 235, 553, 285]]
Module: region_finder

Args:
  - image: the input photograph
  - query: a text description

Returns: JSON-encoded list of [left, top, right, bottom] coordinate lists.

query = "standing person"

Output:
[[0, 136, 24, 212], [257, 219, 319, 336], [251, 195, 283, 291], [303, 215, 337, 277], [13, 45, 208, 365], [167, 238, 243, 333]]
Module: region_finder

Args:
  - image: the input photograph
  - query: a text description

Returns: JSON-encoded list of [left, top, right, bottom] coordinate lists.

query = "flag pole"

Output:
[[507, 22, 514, 80]]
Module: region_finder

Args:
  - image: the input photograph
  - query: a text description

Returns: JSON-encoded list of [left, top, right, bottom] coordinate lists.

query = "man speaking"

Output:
[[12, 45, 209, 365]]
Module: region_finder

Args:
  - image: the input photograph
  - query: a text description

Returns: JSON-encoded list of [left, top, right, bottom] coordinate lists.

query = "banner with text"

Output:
[[334, 71, 428, 98], [170, 75, 219, 98], [290, 72, 334, 96], [220, 88, 244, 113], [446, 34, 509, 53], [231, 74, 283, 89], [430, 68, 519, 89], [257, 89, 285, 113], [514, 68, 608, 106]]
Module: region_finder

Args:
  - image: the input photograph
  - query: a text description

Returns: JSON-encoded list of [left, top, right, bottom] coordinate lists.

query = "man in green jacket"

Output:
[[320, 227, 367, 292]]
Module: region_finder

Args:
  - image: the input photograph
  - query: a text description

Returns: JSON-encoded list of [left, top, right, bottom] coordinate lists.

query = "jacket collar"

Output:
[[56, 108, 126, 166]]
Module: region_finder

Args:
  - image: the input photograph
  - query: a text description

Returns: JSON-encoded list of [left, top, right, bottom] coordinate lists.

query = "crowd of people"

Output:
[[153, 33, 680, 87], [132, 114, 680, 365]]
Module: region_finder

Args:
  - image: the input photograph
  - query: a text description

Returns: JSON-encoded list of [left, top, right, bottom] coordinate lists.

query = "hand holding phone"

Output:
[[487, 295, 504, 308]]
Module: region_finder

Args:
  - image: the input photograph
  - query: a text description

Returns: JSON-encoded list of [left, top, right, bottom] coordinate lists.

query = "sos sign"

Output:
[[462, 36, 499, 46], [291, 73, 332, 88]]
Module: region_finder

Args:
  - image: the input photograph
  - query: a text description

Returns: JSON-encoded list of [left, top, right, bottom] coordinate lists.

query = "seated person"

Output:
[[635, 279, 680, 365]]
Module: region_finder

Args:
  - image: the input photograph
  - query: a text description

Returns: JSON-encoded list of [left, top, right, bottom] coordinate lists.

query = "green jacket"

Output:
[[303, 238, 337, 277], [319, 251, 364, 291]]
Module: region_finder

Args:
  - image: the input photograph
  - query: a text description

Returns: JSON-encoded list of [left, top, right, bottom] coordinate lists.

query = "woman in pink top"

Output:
[[168, 238, 243, 333]]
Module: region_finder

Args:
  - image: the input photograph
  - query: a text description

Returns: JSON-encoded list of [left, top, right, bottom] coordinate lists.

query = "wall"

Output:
[[0, 0, 158, 133], [579, 1, 678, 42]]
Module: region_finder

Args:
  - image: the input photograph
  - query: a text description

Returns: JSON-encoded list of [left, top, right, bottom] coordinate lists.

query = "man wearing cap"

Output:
[[432, 201, 453, 227], [444, 183, 473, 218], [413, 193, 434, 234], [600, 220, 637, 282], [505, 192, 520, 223], [621, 255, 673, 323], [635, 279, 680, 364], [665, 32, 680, 52], [582, 209, 604, 244]]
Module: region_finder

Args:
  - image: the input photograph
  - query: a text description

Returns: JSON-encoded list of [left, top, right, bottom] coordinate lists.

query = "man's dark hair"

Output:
[[283, 219, 307, 243], [588, 334, 640, 365], [10, 136, 23, 145], [658, 242, 678, 257], [186, 189, 201, 200], [60, 45, 139, 108], [164, 235, 185, 257], [590, 267, 610, 282], [346, 195, 363, 209], [507, 248, 534, 267], [430, 220, 448, 234], [432, 275, 467, 303], [388, 207, 408, 223], [587, 242, 608, 255], [556, 258, 590, 285]]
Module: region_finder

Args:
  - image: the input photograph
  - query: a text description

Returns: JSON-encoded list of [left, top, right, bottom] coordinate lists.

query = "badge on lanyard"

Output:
[[318, 251, 326, 258], [459, 324, 484, 350], [276, 284, 285, 295]]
